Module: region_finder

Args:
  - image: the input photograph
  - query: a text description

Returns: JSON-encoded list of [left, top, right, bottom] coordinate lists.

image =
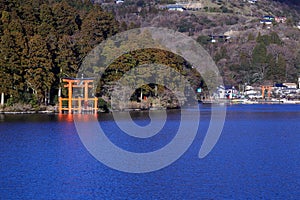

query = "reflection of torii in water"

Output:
[[261, 85, 272, 99]]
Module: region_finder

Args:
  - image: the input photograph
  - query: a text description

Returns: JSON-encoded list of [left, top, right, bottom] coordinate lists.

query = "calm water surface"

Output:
[[0, 104, 300, 199]]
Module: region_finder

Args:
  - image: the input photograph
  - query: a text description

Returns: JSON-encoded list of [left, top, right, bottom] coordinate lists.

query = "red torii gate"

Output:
[[261, 85, 272, 99], [58, 78, 98, 114]]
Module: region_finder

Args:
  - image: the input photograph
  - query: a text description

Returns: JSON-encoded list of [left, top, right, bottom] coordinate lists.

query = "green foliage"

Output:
[[225, 17, 238, 25], [286, 18, 294, 26], [269, 32, 282, 45], [97, 48, 201, 104], [0, 0, 118, 105], [214, 46, 228, 62], [252, 43, 267, 64], [98, 97, 110, 112], [136, 0, 145, 7], [256, 32, 282, 46], [233, 31, 288, 84], [247, 33, 255, 41], [276, 54, 287, 80], [220, 6, 233, 14], [266, 53, 286, 82], [177, 18, 194, 33], [197, 35, 211, 45]]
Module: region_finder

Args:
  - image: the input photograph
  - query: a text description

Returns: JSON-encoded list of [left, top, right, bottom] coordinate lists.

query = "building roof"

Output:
[[260, 19, 273, 23], [263, 15, 275, 19], [283, 82, 297, 86], [166, 4, 185, 9], [63, 77, 95, 81]]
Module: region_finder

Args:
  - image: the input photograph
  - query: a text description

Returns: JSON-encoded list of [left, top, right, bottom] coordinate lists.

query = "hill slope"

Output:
[[101, 0, 300, 85]]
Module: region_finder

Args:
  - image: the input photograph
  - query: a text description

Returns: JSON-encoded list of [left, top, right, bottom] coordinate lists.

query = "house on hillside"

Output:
[[166, 4, 185, 12], [275, 17, 287, 23], [224, 30, 240, 38], [208, 35, 231, 43], [159, 4, 186, 12], [259, 16, 275, 26], [283, 83, 297, 89], [183, 2, 203, 10], [263, 16, 275, 21], [248, 0, 257, 4], [260, 19, 272, 25], [115, 0, 124, 4]]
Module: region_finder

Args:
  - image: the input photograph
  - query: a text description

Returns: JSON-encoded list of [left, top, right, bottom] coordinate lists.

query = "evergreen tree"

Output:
[[25, 34, 55, 103], [0, 0, 119, 105], [251, 43, 268, 83], [277, 54, 287, 82]]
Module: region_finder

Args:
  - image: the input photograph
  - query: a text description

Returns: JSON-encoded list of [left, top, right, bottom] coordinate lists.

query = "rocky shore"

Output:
[[0, 104, 57, 114]]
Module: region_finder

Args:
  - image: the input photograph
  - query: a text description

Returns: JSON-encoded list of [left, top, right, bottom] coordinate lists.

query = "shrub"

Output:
[[98, 97, 111, 112]]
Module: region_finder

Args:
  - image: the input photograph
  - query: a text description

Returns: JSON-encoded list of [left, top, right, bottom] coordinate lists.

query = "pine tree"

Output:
[[25, 34, 55, 103]]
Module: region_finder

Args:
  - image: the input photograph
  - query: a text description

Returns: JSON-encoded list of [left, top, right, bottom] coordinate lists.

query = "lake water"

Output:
[[0, 104, 299, 199]]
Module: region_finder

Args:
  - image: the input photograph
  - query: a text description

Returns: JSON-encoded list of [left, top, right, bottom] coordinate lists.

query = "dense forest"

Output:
[[0, 0, 118, 106], [0, 0, 203, 109], [1, 0, 300, 109]]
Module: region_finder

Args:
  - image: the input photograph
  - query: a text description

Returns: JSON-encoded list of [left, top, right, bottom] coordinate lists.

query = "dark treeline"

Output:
[[97, 48, 202, 105], [0, 0, 205, 108], [0, 0, 118, 105]]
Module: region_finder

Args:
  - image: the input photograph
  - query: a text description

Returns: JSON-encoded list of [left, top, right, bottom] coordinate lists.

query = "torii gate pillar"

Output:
[[261, 85, 272, 99]]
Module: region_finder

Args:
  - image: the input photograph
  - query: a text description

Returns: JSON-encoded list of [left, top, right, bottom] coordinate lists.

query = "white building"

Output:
[[260, 20, 272, 25], [166, 4, 185, 12], [248, 0, 257, 4], [115, 0, 124, 4], [283, 83, 297, 89], [217, 85, 226, 99], [216, 85, 238, 99], [244, 86, 261, 99]]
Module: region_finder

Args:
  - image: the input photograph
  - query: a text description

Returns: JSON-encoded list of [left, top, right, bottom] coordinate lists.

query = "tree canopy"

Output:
[[0, 0, 118, 104]]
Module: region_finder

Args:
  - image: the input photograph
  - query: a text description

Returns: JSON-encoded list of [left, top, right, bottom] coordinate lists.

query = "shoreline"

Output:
[[1, 100, 300, 114], [0, 110, 56, 115], [202, 99, 300, 105]]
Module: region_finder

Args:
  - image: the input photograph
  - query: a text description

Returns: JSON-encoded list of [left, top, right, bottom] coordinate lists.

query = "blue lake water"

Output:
[[0, 104, 300, 199]]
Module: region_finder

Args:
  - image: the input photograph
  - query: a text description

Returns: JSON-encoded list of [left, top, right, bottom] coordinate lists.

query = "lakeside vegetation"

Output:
[[0, 0, 300, 111], [0, 0, 118, 107]]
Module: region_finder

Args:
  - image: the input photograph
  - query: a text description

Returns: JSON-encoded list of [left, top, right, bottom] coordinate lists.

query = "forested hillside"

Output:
[[102, 0, 300, 86], [1, 0, 300, 108], [0, 0, 118, 105]]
